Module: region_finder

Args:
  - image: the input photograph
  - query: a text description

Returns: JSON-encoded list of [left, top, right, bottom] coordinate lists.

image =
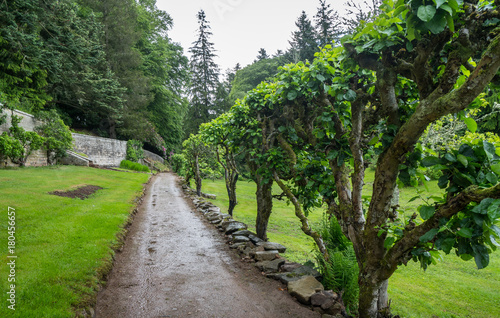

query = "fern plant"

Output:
[[315, 216, 359, 314]]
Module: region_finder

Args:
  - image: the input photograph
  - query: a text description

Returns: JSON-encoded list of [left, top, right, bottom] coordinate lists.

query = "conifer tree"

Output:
[[185, 10, 220, 137], [314, 0, 343, 47], [288, 11, 318, 63], [256, 48, 269, 61]]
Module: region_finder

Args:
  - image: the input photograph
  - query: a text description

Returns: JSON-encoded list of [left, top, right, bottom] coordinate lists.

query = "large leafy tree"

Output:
[[228, 57, 285, 103], [200, 112, 240, 216], [185, 10, 220, 137], [136, 0, 190, 152]]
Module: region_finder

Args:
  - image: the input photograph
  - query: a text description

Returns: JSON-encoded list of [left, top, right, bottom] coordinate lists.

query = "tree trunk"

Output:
[[194, 155, 202, 196], [358, 273, 389, 318], [255, 176, 273, 240], [227, 172, 238, 216]]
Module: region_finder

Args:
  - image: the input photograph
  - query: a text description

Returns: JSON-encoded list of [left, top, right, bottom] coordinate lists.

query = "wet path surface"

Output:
[[95, 173, 319, 318]]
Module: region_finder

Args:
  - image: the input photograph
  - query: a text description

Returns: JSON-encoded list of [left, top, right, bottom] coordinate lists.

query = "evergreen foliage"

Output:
[[185, 10, 221, 137], [314, 0, 344, 47], [288, 11, 318, 63]]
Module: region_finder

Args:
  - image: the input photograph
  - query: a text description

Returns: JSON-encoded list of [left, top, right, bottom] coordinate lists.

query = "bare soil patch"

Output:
[[49, 185, 103, 200]]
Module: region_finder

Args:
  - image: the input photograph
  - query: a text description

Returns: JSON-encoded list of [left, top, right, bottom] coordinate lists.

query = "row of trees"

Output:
[[0, 0, 189, 154], [181, 0, 500, 316]]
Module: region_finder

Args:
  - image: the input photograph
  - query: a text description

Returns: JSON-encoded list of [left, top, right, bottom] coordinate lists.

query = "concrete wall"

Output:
[[71, 133, 127, 166], [0, 109, 48, 167]]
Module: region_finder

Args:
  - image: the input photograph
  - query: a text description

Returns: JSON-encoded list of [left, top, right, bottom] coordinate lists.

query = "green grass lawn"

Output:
[[0, 166, 149, 318], [198, 171, 500, 318]]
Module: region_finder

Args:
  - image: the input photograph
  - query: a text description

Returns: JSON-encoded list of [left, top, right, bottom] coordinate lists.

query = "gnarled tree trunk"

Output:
[[227, 172, 238, 216], [194, 155, 202, 196], [255, 175, 273, 240]]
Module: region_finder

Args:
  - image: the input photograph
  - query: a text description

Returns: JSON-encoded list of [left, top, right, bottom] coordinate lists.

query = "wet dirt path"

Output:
[[95, 173, 319, 318]]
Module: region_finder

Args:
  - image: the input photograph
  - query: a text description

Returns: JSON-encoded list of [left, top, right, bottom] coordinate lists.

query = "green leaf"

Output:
[[420, 228, 439, 242], [438, 174, 449, 188], [287, 90, 298, 101], [343, 89, 357, 101], [440, 238, 456, 254], [435, 0, 447, 8], [491, 163, 500, 175], [483, 140, 496, 161], [384, 236, 396, 249], [445, 13, 455, 32], [417, 5, 437, 22], [420, 205, 435, 220], [457, 227, 473, 238], [444, 153, 457, 162], [447, 0, 459, 11], [421, 156, 441, 167], [316, 74, 326, 82], [426, 12, 448, 34], [464, 117, 477, 133], [457, 154, 468, 167], [486, 172, 498, 184], [472, 245, 489, 269], [439, 4, 453, 15], [487, 200, 500, 220], [472, 198, 494, 215]]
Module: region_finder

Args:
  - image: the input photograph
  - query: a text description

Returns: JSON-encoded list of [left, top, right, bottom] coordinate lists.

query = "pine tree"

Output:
[[314, 0, 344, 47], [343, 0, 382, 33], [256, 48, 269, 61], [185, 10, 220, 137], [288, 11, 318, 63]]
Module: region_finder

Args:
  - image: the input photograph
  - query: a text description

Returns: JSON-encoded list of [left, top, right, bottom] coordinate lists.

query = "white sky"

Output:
[[156, 0, 350, 74]]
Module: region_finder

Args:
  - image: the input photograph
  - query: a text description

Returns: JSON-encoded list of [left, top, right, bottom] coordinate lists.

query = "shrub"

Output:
[[119, 160, 150, 172], [35, 110, 73, 165], [7, 115, 44, 166], [170, 153, 186, 175], [315, 216, 359, 314], [126, 140, 144, 162]]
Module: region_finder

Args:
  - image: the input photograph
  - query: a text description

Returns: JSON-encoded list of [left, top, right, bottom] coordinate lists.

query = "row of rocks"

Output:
[[181, 183, 348, 318]]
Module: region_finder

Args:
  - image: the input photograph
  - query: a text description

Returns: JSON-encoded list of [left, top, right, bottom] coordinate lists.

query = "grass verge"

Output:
[[0, 166, 149, 317], [197, 172, 500, 318]]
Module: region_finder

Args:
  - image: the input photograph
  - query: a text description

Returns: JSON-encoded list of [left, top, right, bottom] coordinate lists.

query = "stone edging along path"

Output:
[[180, 180, 350, 318]]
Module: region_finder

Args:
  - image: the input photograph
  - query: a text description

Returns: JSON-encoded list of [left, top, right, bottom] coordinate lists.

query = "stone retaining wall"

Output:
[[71, 133, 127, 166], [143, 149, 164, 164], [180, 181, 347, 318]]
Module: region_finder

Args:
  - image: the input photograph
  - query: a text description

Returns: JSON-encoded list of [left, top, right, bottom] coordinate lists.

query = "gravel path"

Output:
[[95, 172, 319, 318]]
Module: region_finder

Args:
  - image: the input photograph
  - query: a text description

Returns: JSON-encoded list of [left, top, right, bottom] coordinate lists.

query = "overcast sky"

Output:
[[156, 0, 350, 74]]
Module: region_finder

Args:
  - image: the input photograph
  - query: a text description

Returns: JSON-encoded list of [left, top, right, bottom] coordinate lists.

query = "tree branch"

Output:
[[385, 183, 500, 275]]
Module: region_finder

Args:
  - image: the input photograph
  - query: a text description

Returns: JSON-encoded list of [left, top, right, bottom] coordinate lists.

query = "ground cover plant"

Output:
[[198, 170, 500, 318], [0, 166, 149, 317]]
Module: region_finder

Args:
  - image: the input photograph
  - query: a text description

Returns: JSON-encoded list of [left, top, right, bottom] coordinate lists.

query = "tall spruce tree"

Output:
[[343, 0, 382, 33], [314, 0, 343, 47], [256, 48, 269, 61], [288, 11, 318, 63], [185, 10, 220, 137]]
